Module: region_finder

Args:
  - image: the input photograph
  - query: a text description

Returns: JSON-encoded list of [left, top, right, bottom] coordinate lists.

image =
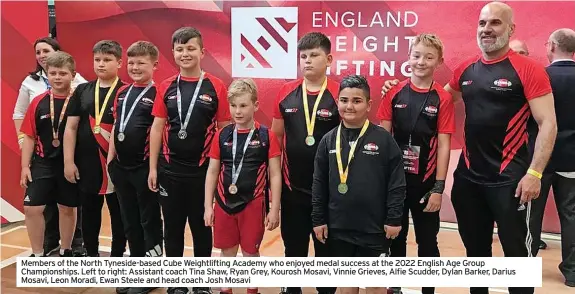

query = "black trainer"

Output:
[[193, 287, 211, 294], [116, 287, 130, 294]]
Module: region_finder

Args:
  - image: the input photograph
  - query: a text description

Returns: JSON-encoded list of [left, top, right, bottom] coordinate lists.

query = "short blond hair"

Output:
[[228, 78, 258, 103], [46, 51, 76, 72], [411, 33, 444, 59]]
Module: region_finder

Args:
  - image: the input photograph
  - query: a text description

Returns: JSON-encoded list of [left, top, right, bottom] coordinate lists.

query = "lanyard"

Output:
[[49, 91, 71, 147], [302, 78, 328, 146], [231, 125, 256, 186], [176, 71, 204, 139], [335, 119, 370, 194], [407, 81, 434, 146], [94, 77, 119, 133], [42, 76, 51, 89], [118, 82, 154, 134]]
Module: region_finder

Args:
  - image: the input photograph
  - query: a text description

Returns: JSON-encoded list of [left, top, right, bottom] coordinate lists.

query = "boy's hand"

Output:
[[265, 210, 280, 231], [204, 206, 214, 227], [20, 167, 32, 188], [64, 162, 80, 183], [313, 225, 328, 243], [384, 225, 401, 239], [422, 193, 442, 212], [148, 169, 158, 192], [381, 79, 400, 96]]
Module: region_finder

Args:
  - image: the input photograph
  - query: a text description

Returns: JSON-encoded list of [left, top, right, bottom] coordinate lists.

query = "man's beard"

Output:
[[477, 31, 510, 53]]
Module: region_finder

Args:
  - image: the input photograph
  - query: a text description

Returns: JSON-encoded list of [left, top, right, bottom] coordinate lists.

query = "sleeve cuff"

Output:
[[385, 218, 402, 227]]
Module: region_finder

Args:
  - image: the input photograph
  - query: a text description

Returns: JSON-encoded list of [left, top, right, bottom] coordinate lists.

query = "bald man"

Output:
[[381, 3, 557, 293], [510, 39, 530, 56], [528, 28, 575, 288]]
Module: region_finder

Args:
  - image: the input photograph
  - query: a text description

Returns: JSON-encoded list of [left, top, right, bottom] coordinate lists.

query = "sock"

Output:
[[247, 288, 258, 294], [60, 248, 71, 255], [33, 252, 44, 257]]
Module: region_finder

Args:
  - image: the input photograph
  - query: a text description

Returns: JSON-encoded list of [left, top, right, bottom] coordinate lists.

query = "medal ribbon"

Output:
[[119, 81, 154, 134], [177, 71, 205, 133], [302, 78, 328, 139], [50, 91, 72, 141], [231, 124, 256, 187], [335, 119, 370, 186], [95, 77, 120, 129]]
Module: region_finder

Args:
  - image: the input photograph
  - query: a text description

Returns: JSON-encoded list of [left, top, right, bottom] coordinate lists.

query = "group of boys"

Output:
[[20, 22, 449, 294], [19, 2, 553, 294]]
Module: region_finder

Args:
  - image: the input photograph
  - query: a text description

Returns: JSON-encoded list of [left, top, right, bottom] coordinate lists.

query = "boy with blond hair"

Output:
[[205, 78, 281, 294], [377, 33, 455, 294], [20, 51, 79, 257]]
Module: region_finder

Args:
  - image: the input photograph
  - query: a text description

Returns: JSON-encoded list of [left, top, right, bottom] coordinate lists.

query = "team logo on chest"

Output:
[[493, 79, 512, 87], [491, 78, 514, 92], [424, 105, 438, 117], [394, 103, 407, 109], [362, 142, 379, 155]]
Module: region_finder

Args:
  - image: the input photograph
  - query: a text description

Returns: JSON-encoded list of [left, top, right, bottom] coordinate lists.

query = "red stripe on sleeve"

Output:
[[208, 74, 231, 122], [448, 56, 480, 92], [376, 81, 403, 122], [268, 129, 281, 158], [209, 128, 222, 160], [151, 77, 173, 118], [21, 92, 48, 138], [508, 52, 553, 100], [436, 84, 456, 134], [273, 80, 302, 119]]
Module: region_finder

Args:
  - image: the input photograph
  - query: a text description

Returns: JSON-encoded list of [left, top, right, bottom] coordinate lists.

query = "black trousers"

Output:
[[281, 185, 336, 294], [109, 161, 164, 257], [44, 203, 83, 249], [158, 173, 212, 258], [451, 175, 534, 294], [81, 192, 126, 257], [529, 172, 575, 282], [390, 176, 439, 294]]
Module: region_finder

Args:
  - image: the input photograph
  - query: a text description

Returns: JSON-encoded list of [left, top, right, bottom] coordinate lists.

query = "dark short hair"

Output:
[[172, 27, 203, 48], [339, 75, 371, 101], [45, 51, 76, 73], [127, 41, 159, 61], [297, 32, 331, 54], [93, 40, 122, 60], [30, 37, 62, 80]]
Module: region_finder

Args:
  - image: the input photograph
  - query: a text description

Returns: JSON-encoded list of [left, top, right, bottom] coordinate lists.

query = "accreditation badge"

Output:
[[401, 145, 420, 174]]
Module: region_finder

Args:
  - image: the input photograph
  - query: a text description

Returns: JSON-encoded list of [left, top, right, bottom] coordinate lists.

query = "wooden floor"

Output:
[[1, 204, 572, 294]]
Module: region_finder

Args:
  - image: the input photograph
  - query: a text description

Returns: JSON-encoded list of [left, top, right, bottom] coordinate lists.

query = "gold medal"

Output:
[[94, 77, 119, 136], [302, 78, 327, 147], [335, 119, 370, 195], [305, 135, 315, 146]]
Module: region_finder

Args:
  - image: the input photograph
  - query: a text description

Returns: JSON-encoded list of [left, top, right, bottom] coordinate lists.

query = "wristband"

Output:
[[527, 168, 542, 179], [430, 180, 445, 194]]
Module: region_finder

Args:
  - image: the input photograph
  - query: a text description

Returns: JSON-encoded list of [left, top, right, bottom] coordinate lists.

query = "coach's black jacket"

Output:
[[311, 122, 406, 236]]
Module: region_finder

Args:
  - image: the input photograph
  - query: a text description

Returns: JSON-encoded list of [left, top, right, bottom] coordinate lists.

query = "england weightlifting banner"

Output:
[[2, 1, 574, 232]]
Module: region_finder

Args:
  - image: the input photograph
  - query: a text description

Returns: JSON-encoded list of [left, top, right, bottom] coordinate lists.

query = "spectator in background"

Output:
[[529, 29, 575, 288], [13, 37, 86, 257]]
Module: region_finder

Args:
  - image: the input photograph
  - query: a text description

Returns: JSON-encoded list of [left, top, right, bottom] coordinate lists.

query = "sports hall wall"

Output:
[[2, 1, 574, 234]]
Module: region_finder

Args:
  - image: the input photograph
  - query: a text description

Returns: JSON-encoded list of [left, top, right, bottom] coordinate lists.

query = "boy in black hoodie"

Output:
[[312, 75, 406, 294]]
